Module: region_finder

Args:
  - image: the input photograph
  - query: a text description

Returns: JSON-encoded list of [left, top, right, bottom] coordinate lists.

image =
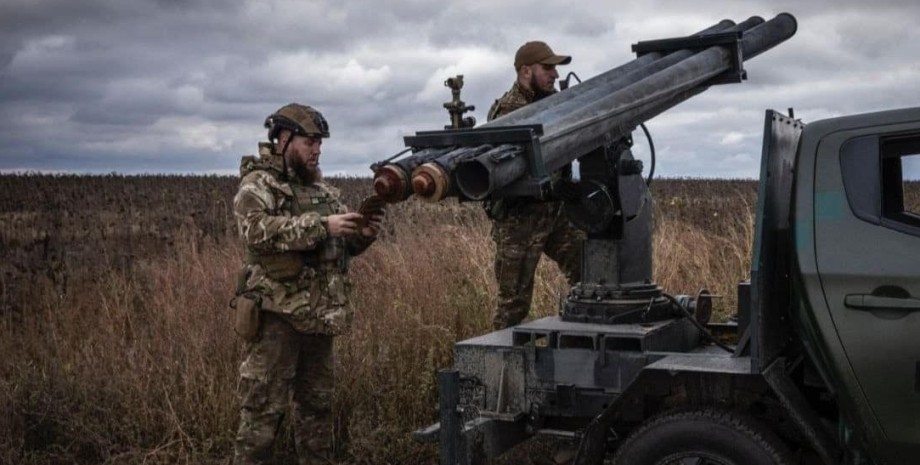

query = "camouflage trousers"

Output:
[[491, 201, 584, 330], [234, 312, 335, 465]]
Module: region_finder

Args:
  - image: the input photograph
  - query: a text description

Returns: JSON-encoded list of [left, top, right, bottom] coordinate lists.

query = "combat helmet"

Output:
[[264, 103, 330, 142]]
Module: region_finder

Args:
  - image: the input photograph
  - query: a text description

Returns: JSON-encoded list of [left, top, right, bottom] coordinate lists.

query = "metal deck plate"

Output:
[[645, 353, 752, 374]]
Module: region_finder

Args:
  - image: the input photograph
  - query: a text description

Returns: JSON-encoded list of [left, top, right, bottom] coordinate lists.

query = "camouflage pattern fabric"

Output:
[[232, 143, 374, 464], [487, 81, 537, 121], [490, 201, 583, 329], [487, 83, 585, 330], [234, 313, 335, 465], [233, 143, 373, 335]]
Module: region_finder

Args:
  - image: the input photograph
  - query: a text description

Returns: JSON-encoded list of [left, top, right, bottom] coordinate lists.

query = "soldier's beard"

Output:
[[530, 75, 554, 101], [292, 162, 321, 184]]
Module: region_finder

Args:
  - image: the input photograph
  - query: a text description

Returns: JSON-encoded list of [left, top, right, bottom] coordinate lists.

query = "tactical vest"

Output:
[[289, 183, 347, 270]]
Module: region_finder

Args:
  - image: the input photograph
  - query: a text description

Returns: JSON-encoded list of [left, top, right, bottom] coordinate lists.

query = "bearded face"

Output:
[[527, 63, 559, 99], [280, 133, 323, 184], [530, 74, 553, 100], [292, 160, 321, 184]]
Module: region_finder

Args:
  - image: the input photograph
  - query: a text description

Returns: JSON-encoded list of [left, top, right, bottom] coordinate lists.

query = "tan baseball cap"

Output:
[[514, 41, 572, 70]]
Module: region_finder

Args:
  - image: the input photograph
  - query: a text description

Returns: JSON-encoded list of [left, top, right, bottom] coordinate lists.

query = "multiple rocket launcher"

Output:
[[371, 14, 797, 204]]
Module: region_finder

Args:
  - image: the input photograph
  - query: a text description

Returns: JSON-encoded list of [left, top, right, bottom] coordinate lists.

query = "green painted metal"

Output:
[[793, 107, 920, 465]]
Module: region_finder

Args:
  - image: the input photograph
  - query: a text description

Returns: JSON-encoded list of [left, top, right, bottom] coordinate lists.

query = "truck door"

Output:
[[813, 119, 920, 462]]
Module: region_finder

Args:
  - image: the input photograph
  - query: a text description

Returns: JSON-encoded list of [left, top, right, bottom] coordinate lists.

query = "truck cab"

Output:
[[793, 107, 920, 465]]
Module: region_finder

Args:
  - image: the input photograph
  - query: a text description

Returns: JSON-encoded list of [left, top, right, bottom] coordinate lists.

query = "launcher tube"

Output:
[[455, 13, 796, 195]]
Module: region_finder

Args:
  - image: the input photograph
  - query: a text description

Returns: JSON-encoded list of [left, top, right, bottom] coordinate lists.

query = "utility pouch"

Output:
[[249, 253, 305, 281], [232, 293, 262, 342]]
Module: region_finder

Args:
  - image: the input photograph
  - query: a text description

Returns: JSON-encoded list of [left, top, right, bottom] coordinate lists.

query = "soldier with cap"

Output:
[[486, 41, 586, 330], [231, 103, 383, 465]]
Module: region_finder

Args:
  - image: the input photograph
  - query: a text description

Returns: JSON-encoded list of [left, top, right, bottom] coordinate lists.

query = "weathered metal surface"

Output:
[[749, 110, 803, 373], [763, 358, 841, 465], [411, 15, 810, 465], [454, 14, 797, 199], [373, 15, 797, 203], [644, 351, 751, 374]]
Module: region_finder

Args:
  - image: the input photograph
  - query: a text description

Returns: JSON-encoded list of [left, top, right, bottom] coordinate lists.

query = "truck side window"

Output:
[[841, 133, 920, 234], [897, 155, 920, 215], [880, 136, 920, 229]]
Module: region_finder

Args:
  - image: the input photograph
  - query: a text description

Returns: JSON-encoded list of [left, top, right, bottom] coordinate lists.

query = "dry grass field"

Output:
[[0, 174, 761, 464]]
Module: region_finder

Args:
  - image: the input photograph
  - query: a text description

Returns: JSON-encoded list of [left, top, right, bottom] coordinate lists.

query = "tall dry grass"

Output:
[[0, 177, 757, 465], [0, 235, 242, 464]]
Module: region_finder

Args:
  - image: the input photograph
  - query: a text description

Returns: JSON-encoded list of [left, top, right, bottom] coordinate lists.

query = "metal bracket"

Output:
[[763, 358, 842, 465], [405, 125, 543, 151], [406, 125, 552, 199], [494, 177, 553, 199], [632, 31, 746, 85]]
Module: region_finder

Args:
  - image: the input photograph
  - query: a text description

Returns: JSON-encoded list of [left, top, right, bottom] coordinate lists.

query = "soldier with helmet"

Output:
[[231, 103, 383, 465], [486, 41, 586, 331]]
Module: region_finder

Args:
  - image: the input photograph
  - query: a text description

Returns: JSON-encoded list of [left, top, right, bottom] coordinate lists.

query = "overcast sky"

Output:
[[1, 0, 919, 178]]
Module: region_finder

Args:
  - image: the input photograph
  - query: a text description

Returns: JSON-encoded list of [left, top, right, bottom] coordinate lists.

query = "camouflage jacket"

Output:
[[233, 143, 375, 335], [487, 81, 556, 121]]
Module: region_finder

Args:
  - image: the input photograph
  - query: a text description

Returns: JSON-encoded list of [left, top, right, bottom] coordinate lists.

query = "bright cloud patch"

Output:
[[720, 132, 745, 145]]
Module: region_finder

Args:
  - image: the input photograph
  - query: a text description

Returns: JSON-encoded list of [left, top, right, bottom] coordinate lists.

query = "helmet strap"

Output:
[[276, 134, 294, 181]]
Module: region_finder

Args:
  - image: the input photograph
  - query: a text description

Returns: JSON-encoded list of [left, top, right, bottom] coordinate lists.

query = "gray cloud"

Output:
[[0, 0, 918, 179]]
